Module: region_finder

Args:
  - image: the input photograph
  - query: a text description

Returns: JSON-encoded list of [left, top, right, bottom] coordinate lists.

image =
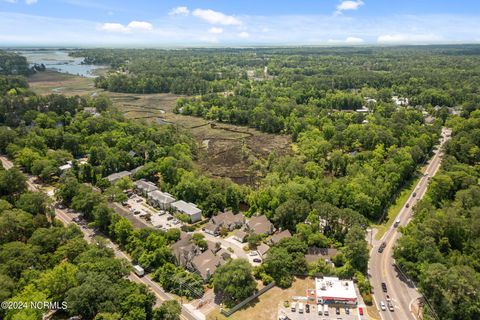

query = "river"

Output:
[[17, 50, 104, 78]]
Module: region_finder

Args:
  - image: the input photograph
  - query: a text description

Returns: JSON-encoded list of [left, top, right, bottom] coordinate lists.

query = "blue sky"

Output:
[[1, 0, 480, 46]]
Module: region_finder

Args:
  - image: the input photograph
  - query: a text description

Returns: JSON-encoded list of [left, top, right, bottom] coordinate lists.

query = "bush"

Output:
[[261, 273, 274, 285]]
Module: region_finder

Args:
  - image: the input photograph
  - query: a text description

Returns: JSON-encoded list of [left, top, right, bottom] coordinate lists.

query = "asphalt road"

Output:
[[0, 155, 202, 320], [369, 127, 451, 320]]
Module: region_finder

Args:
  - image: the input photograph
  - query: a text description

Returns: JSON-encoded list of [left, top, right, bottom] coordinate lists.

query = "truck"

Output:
[[298, 302, 304, 314], [133, 265, 145, 277]]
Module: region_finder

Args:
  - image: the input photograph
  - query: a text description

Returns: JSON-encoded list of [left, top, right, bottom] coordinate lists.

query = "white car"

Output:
[[380, 301, 386, 311], [249, 251, 258, 256]]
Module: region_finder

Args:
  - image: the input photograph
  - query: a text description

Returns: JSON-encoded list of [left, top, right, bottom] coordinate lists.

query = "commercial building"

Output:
[[315, 277, 358, 305]]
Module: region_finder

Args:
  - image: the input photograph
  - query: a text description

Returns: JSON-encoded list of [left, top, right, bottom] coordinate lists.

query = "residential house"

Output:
[[106, 171, 131, 184], [268, 229, 292, 245], [304, 247, 338, 265], [134, 179, 158, 196], [211, 211, 245, 231], [245, 215, 275, 236], [233, 229, 247, 243], [171, 200, 202, 223], [147, 190, 176, 210], [171, 232, 199, 268], [191, 250, 224, 281], [203, 222, 221, 236], [256, 243, 270, 259]]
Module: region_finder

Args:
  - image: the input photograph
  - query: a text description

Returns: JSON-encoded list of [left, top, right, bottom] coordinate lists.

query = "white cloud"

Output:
[[99, 22, 130, 33], [239, 31, 249, 38], [128, 20, 153, 31], [169, 6, 189, 16], [208, 27, 223, 34], [328, 36, 364, 44], [99, 21, 153, 33], [192, 8, 242, 25], [377, 33, 442, 43], [335, 0, 364, 15]]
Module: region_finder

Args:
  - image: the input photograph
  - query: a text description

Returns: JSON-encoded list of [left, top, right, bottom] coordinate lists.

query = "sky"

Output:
[[1, 0, 480, 47]]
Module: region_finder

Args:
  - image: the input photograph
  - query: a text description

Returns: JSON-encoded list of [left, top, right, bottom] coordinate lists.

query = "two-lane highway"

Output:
[[1, 155, 202, 320], [369, 127, 451, 320]]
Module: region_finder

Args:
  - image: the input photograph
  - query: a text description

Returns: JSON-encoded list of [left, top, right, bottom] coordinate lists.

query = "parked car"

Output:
[[358, 307, 364, 315], [121, 201, 128, 206], [380, 301, 386, 311], [412, 192, 417, 197], [381, 282, 388, 292], [345, 306, 349, 314], [305, 304, 310, 313], [166, 215, 173, 221], [134, 210, 141, 215], [253, 258, 262, 263], [136, 198, 142, 203], [335, 306, 340, 315], [249, 251, 258, 256], [386, 294, 391, 302], [406, 203, 410, 208]]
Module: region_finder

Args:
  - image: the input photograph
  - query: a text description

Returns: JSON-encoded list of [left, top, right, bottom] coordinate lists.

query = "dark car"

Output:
[[305, 304, 310, 313], [253, 258, 262, 263], [406, 203, 410, 208], [412, 192, 417, 197], [336, 307, 340, 315], [345, 306, 350, 314], [381, 282, 388, 292], [378, 242, 387, 253]]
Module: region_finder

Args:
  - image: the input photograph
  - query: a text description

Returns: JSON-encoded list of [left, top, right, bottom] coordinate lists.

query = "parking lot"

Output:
[[123, 195, 183, 230], [278, 303, 363, 320]]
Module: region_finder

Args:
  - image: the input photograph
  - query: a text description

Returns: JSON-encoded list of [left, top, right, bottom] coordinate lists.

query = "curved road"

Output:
[[369, 127, 450, 320]]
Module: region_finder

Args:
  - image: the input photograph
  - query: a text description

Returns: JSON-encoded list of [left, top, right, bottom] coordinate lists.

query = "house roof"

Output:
[[148, 190, 175, 204], [192, 250, 222, 280], [257, 243, 270, 257], [305, 247, 338, 263], [106, 170, 131, 183], [212, 211, 245, 227], [135, 179, 158, 193], [247, 215, 274, 235], [270, 230, 292, 245], [233, 229, 247, 240], [172, 200, 201, 216], [204, 222, 220, 232], [171, 232, 196, 266]]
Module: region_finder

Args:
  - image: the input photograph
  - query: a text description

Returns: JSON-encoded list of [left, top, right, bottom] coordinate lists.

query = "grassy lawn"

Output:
[[207, 277, 313, 320]]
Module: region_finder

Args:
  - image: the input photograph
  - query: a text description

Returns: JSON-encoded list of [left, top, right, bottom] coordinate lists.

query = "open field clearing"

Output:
[[28, 71, 291, 185]]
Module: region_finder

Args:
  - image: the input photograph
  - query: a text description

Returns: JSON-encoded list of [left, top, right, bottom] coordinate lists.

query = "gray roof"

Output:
[[233, 229, 247, 240], [106, 171, 131, 183], [172, 200, 201, 216], [270, 230, 292, 245], [148, 190, 175, 203], [135, 179, 158, 193], [192, 250, 222, 280], [130, 165, 144, 175], [257, 243, 270, 257], [247, 215, 274, 235]]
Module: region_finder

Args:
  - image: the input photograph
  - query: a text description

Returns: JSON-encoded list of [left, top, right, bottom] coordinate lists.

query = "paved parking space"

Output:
[[121, 195, 184, 230], [278, 303, 362, 320]]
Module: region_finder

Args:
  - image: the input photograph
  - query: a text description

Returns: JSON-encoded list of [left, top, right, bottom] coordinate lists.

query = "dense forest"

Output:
[[394, 109, 480, 320], [1, 46, 479, 318]]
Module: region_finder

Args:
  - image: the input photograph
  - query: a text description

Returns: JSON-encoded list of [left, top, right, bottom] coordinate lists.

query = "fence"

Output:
[[220, 282, 276, 317]]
